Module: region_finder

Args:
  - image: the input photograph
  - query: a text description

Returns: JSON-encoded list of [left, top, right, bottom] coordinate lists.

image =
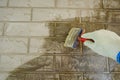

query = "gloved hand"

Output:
[[82, 29, 120, 63]]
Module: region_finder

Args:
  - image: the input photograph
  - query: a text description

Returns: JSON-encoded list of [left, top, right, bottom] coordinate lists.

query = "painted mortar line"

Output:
[[33, 53, 99, 56], [22, 71, 110, 74], [0, 7, 32, 9], [82, 73, 84, 80], [2, 23, 6, 36], [0, 21, 74, 23], [0, 6, 107, 10], [83, 72, 85, 80], [0, 54, 54, 57], [54, 0, 57, 8], [7, 0, 9, 7], [27, 37, 30, 54], [4, 6, 56, 9], [80, 42, 83, 56], [0, 53, 99, 56], [101, 0, 104, 9], [53, 55, 56, 73], [111, 72, 120, 73], [106, 57, 110, 72], [54, 22, 57, 37], [119, 0, 120, 5], [0, 6, 119, 11], [83, 72, 112, 74], [0, 35, 55, 38], [30, 8, 33, 21], [0, 21, 119, 25], [104, 24, 108, 30], [33, 7, 108, 10], [0, 54, 1, 63], [0, 53, 30, 55]]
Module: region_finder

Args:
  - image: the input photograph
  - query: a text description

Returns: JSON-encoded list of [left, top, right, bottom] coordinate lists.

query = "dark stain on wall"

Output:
[[6, 17, 120, 80]]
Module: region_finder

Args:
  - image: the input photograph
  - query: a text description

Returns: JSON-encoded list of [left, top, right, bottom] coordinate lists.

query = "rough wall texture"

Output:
[[0, 0, 120, 80]]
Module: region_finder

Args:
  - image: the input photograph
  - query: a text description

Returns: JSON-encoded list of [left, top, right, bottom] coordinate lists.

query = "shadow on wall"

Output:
[[6, 17, 120, 80]]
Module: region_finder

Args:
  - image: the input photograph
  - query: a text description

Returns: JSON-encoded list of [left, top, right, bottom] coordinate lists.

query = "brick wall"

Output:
[[0, 0, 120, 80]]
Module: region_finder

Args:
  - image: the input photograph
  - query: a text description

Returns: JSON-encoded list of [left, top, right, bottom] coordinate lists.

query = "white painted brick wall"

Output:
[[5, 23, 50, 36], [9, 0, 55, 7], [0, 8, 31, 21], [0, 38, 28, 53], [0, 0, 8, 7], [0, 0, 119, 80], [56, 0, 101, 8], [0, 23, 3, 35], [32, 9, 79, 21]]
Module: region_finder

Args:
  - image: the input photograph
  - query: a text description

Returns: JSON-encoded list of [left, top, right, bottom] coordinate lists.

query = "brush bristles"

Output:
[[64, 28, 82, 48]]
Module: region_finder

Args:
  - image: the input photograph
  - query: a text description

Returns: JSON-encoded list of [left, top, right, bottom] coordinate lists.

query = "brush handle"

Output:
[[78, 37, 94, 43]]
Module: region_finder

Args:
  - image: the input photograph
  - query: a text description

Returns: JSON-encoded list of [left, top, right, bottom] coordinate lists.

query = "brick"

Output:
[[9, 0, 55, 7], [108, 11, 120, 23], [14, 56, 54, 72], [7, 73, 25, 80], [0, 23, 4, 35], [83, 46, 97, 55], [0, 73, 9, 80], [84, 73, 111, 80], [55, 55, 107, 72], [80, 10, 107, 22], [0, 8, 31, 21], [30, 37, 82, 54], [0, 37, 27, 53], [103, 0, 120, 8], [111, 73, 120, 80], [0, 0, 8, 7], [9, 73, 23, 79], [107, 25, 120, 36], [32, 9, 78, 21], [55, 23, 71, 36], [0, 55, 38, 72], [56, 74, 83, 80], [109, 58, 120, 72], [5, 23, 51, 37], [82, 23, 106, 32], [57, 0, 101, 8]]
